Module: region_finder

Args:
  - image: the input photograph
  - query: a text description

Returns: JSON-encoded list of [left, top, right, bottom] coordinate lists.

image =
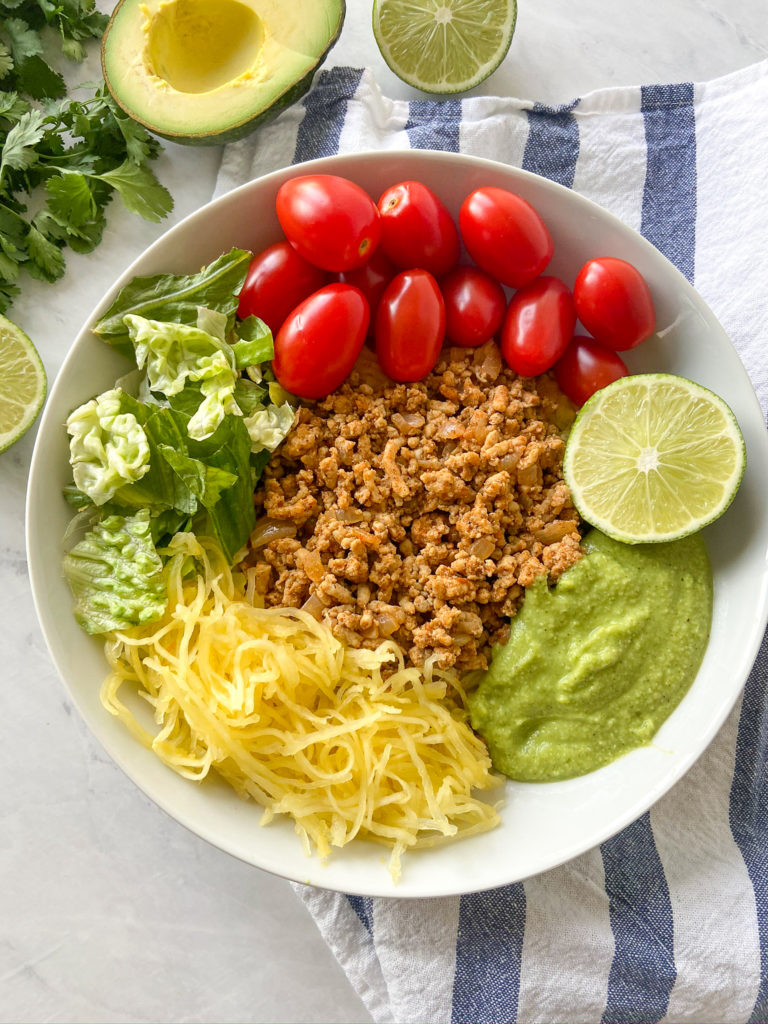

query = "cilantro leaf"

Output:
[[0, 205, 26, 259], [0, 42, 14, 80], [97, 160, 173, 223], [0, 248, 20, 280], [45, 171, 96, 226], [26, 218, 64, 280], [0, 10, 172, 314], [0, 108, 46, 175], [16, 54, 66, 100], [107, 100, 155, 164], [3, 17, 43, 63], [0, 89, 29, 120], [0, 278, 19, 308]]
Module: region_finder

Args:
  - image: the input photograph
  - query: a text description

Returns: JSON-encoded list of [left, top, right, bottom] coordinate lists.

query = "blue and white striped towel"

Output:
[[216, 63, 768, 1024]]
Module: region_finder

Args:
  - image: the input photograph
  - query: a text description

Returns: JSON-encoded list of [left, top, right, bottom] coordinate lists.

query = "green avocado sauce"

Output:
[[469, 529, 712, 781]]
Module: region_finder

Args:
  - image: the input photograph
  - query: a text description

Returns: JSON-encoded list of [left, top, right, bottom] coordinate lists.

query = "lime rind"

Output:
[[563, 373, 746, 544], [0, 314, 47, 454], [372, 0, 518, 95]]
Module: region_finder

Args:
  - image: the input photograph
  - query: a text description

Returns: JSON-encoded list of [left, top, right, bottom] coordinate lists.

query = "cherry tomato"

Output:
[[338, 247, 397, 325], [459, 187, 553, 288], [276, 174, 381, 273], [573, 257, 655, 351], [237, 242, 328, 335], [553, 335, 630, 406], [441, 265, 507, 348], [377, 180, 460, 277], [501, 276, 576, 376], [273, 284, 369, 399], [375, 270, 445, 382]]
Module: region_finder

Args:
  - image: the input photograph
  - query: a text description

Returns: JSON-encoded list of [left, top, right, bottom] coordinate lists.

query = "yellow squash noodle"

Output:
[[101, 533, 501, 880]]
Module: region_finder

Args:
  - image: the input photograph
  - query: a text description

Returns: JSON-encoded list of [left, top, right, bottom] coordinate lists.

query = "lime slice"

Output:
[[0, 314, 46, 453], [372, 0, 517, 94], [563, 374, 746, 544]]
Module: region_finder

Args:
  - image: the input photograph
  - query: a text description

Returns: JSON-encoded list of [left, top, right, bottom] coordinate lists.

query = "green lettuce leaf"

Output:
[[110, 399, 198, 515], [112, 398, 255, 561], [124, 313, 235, 395], [63, 484, 93, 510], [232, 315, 273, 369], [186, 413, 255, 563], [63, 509, 166, 635], [124, 313, 240, 441], [92, 248, 252, 360], [250, 446, 273, 487], [66, 388, 150, 505], [158, 445, 237, 509], [268, 381, 296, 407], [149, 508, 191, 546], [243, 401, 295, 453], [196, 305, 228, 342], [186, 372, 240, 442], [232, 378, 267, 416]]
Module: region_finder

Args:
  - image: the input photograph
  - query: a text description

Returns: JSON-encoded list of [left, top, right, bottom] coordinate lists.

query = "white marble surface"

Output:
[[3, 2, 768, 1022]]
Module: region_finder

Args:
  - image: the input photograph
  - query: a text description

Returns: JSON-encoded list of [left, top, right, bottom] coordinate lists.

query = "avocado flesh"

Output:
[[102, 0, 345, 144]]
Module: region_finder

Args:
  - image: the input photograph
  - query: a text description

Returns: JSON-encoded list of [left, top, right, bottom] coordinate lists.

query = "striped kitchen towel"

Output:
[[215, 63, 768, 1024]]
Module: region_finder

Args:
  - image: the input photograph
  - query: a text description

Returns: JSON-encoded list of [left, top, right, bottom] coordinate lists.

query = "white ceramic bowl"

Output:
[[26, 150, 768, 898]]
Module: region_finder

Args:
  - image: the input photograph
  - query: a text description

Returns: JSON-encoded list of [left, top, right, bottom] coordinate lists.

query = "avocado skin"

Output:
[[101, 0, 346, 147]]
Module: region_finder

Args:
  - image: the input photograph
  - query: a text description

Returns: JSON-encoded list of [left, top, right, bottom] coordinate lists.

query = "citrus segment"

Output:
[[563, 374, 746, 543], [0, 314, 47, 453], [372, 0, 517, 94]]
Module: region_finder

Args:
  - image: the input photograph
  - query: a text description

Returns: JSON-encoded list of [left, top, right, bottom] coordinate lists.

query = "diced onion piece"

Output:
[[469, 536, 496, 560], [250, 516, 297, 548], [301, 592, 325, 621]]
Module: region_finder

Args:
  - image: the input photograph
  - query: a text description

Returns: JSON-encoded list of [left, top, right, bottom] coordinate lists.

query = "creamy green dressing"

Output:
[[469, 529, 712, 781]]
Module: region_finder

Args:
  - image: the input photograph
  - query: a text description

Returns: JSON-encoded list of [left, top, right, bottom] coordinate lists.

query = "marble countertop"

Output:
[[3, 2, 768, 1022]]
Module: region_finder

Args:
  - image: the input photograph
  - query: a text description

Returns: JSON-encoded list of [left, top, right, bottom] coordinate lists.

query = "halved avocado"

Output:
[[101, 0, 345, 145]]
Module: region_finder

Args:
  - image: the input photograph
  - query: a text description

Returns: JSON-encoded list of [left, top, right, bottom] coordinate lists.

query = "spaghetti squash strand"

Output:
[[101, 533, 501, 881]]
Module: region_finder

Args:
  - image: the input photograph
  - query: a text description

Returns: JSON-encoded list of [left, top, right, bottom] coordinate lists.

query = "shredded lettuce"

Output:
[[124, 313, 241, 441], [186, 370, 240, 442], [195, 305, 228, 342], [63, 250, 297, 638], [67, 389, 150, 506], [105, 397, 197, 515], [63, 509, 166, 634], [243, 401, 296, 453], [124, 313, 235, 397]]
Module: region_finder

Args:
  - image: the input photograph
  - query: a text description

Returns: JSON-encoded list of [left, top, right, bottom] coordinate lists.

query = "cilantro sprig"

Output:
[[0, 1, 172, 312]]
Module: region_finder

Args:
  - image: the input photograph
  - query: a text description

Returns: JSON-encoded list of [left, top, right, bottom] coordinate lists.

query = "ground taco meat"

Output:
[[244, 341, 583, 672]]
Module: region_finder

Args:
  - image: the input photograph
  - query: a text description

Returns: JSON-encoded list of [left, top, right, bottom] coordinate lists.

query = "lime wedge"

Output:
[[0, 314, 46, 454], [372, 0, 517, 94], [563, 374, 746, 544]]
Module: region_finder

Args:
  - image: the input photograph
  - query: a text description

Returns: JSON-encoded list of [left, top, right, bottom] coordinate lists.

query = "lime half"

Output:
[[0, 314, 46, 454], [372, 0, 517, 94], [563, 374, 746, 544]]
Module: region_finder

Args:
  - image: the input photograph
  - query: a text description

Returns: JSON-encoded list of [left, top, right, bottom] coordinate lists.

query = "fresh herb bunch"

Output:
[[0, 1, 172, 312]]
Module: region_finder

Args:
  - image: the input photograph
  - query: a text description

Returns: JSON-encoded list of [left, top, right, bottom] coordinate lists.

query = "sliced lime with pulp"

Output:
[[0, 314, 46, 453], [563, 374, 746, 544], [372, 0, 517, 95]]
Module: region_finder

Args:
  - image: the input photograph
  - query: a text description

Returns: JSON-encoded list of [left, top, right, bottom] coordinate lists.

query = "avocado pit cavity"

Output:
[[146, 0, 264, 94]]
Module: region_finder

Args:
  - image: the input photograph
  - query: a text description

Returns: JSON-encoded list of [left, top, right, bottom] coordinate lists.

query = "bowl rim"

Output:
[[25, 148, 768, 898]]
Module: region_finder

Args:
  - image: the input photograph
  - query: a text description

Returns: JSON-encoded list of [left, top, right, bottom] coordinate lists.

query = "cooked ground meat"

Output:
[[243, 342, 583, 672]]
